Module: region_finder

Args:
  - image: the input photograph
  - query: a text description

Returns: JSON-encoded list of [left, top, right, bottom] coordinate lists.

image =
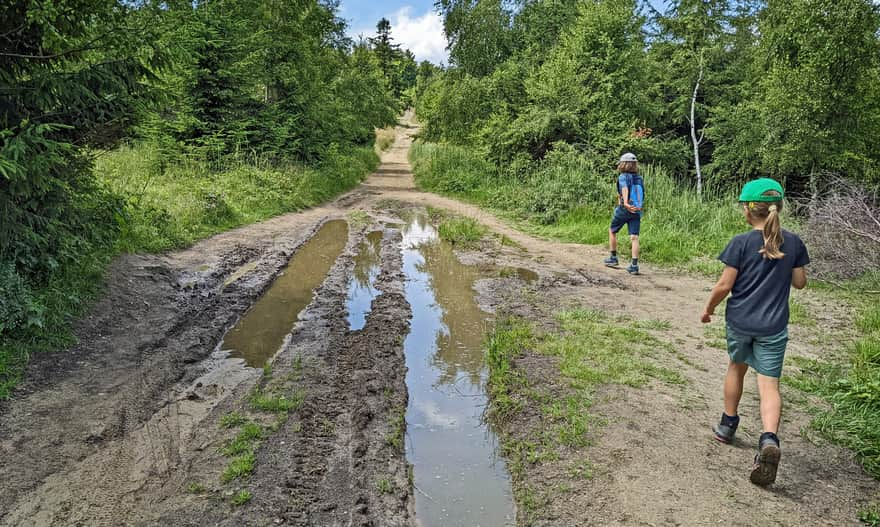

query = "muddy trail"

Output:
[[1, 114, 877, 526]]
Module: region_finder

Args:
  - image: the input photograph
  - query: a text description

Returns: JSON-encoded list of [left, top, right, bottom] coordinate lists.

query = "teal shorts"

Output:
[[726, 324, 789, 378]]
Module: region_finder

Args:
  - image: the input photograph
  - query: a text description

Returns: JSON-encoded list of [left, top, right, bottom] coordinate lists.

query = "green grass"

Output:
[[437, 216, 487, 248], [784, 302, 880, 479], [186, 482, 207, 494], [250, 389, 305, 413], [219, 411, 247, 429], [376, 477, 394, 494], [221, 452, 256, 483], [861, 503, 880, 526], [221, 422, 264, 456], [231, 489, 253, 506]]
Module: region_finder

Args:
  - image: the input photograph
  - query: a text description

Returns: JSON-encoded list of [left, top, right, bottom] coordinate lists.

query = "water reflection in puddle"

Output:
[[219, 220, 349, 367], [401, 215, 515, 526], [346, 231, 383, 330]]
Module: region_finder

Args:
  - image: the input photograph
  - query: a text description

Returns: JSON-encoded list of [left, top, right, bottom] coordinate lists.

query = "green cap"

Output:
[[738, 178, 784, 202]]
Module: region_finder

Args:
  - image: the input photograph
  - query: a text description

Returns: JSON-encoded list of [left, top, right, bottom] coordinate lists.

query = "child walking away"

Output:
[[604, 152, 645, 274], [701, 178, 809, 486]]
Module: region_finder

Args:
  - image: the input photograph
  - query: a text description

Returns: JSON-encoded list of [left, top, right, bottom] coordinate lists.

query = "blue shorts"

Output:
[[726, 324, 789, 378], [610, 206, 641, 235]]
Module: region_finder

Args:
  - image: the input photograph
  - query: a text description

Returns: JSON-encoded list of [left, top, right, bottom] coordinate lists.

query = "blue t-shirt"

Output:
[[719, 229, 810, 336]]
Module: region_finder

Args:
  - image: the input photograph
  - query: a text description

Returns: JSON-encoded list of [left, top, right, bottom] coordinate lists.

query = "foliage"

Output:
[[414, 0, 880, 192], [1, 0, 408, 398]]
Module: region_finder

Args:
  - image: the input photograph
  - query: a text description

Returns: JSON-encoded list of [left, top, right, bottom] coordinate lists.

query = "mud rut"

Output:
[[1, 114, 877, 526]]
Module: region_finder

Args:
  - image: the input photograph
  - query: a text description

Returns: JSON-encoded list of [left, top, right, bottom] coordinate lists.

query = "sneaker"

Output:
[[750, 435, 781, 486], [626, 264, 639, 275], [713, 416, 739, 444], [604, 256, 619, 267]]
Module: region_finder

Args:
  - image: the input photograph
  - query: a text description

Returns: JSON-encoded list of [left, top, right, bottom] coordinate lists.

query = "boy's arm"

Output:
[[620, 185, 636, 212], [792, 267, 807, 289], [701, 266, 738, 323]]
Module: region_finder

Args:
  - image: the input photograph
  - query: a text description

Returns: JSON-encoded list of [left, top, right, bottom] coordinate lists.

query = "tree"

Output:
[[0, 0, 162, 277], [754, 0, 880, 193]]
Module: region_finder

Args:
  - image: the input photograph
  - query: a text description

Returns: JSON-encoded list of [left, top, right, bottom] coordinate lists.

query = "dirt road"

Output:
[[0, 114, 876, 526]]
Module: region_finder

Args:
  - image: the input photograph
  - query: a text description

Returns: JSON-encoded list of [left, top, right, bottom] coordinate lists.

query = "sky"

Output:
[[339, 1, 669, 65]]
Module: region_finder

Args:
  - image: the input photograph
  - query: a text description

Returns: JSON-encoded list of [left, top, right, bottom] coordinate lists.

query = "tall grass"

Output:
[[410, 141, 746, 269], [97, 142, 378, 252]]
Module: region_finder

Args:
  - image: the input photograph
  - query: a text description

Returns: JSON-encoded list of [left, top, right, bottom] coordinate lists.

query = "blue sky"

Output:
[[339, 1, 669, 64]]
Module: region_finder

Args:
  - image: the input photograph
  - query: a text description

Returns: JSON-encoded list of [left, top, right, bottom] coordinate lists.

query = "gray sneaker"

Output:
[[604, 255, 619, 267], [712, 415, 739, 445], [750, 436, 781, 486], [626, 264, 639, 275]]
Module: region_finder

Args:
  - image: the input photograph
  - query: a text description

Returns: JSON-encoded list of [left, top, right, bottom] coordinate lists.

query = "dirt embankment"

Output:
[[0, 115, 877, 527]]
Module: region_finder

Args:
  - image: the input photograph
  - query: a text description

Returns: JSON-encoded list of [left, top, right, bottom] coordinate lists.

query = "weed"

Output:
[[789, 297, 814, 326], [347, 210, 371, 228], [567, 459, 594, 480], [186, 482, 207, 494], [437, 216, 487, 248], [250, 389, 304, 413], [221, 452, 255, 483], [231, 489, 253, 506], [376, 477, 394, 494], [220, 411, 247, 429], [221, 422, 264, 456], [861, 503, 880, 526], [385, 407, 406, 449], [262, 362, 273, 378]]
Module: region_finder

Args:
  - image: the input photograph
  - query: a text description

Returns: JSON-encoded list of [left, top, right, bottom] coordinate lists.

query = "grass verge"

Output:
[[486, 309, 685, 522], [784, 298, 880, 479]]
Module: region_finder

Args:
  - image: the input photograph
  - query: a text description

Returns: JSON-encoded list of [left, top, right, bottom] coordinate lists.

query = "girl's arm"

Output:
[[792, 267, 807, 289], [701, 266, 738, 323]]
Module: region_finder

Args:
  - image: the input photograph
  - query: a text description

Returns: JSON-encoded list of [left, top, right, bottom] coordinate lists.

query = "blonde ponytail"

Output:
[[759, 203, 784, 259]]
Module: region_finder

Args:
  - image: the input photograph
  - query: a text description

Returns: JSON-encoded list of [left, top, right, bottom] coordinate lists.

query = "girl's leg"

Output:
[[756, 374, 782, 434], [724, 361, 749, 416]]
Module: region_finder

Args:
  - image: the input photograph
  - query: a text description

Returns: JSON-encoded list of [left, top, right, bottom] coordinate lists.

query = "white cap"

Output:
[[619, 152, 637, 163]]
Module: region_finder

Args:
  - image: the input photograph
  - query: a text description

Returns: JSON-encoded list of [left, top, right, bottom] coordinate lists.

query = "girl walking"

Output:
[[700, 178, 809, 486]]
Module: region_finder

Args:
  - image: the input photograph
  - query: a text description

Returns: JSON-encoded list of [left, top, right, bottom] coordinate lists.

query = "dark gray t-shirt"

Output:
[[719, 229, 810, 336]]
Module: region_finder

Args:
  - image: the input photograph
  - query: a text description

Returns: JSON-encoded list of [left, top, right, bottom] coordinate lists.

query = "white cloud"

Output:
[[389, 6, 448, 65]]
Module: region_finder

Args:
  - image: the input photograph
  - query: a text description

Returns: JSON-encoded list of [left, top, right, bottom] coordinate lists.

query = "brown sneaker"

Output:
[[749, 436, 781, 486]]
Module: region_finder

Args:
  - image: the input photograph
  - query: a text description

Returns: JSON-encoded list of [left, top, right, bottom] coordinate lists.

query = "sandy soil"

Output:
[[0, 113, 876, 526]]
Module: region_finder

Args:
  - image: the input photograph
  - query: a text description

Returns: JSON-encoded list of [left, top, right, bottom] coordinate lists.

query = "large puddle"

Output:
[[346, 230, 383, 331], [400, 215, 515, 526], [220, 220, 349, 367]]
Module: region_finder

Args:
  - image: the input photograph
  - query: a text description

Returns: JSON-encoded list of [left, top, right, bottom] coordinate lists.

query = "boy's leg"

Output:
[[630, 235, 640, 260], [724, 361, 750, 416], [609, 228, 618, 253]]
